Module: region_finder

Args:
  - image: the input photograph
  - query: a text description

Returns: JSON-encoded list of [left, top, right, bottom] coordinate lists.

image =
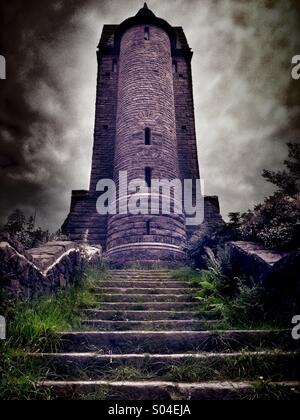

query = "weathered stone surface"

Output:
[[0, 241, 102, 299], [227, 241, 298, 284], [268, 248, 300, 285]]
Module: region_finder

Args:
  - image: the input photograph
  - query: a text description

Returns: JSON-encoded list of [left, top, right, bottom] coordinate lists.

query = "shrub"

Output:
[[191, 248, 300, 328], [0, 209, 69, 250], [232, 143, 300, 251], [188, 222, 235, 268], [237, 194, 300, 251]]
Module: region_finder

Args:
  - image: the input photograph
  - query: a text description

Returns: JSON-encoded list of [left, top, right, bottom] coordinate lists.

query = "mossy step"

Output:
[[98, 288, 192, 295], [99, 302, 212, 311], [107, 274, 179, 279], [100, 294, 194, 303], [108, 272, 175, 275], [83, 310, 219, 321], [108, 270, 172, 273], [101, 281, 189, 288], [37, 380, 300, 400], [32, 351, 300, 382], [81, 319, 217, 331], [56, 330, 296, 354]]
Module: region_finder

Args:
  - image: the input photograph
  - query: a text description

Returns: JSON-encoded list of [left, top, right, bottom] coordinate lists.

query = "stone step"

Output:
[[102, 281, 189, 288], [31, 351, 300, 382], [108, 272, 177, 276], [81, 319, 216, 331], [107, 276, 179, 282], [83, 310, 219, 321], [109, 270, 172, 274], [57, 330, 295, 353], [98, 288, 191, 295], [100, 294, 194, 303], [37, 380, 300, 400], [108, 272, 177, 278], [100, 302, 202, 311]]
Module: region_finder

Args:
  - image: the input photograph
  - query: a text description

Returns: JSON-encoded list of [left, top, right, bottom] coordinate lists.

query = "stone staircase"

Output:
[[35, 270, 300, 400]]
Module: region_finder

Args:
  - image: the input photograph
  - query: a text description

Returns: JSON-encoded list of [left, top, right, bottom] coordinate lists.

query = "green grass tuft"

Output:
[[0, 267, 105, 400]]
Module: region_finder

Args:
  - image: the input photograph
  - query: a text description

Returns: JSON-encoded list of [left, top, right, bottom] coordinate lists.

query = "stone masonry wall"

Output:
[[0, 240, 101, 299], [227, 241, 299, 285], [106, 24, 187, 263], [63, 49, 119, 246], [89, 53, 119, 191]]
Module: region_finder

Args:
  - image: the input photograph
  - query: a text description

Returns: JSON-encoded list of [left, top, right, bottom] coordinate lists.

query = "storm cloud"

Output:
[[0, 0, 300, 231]]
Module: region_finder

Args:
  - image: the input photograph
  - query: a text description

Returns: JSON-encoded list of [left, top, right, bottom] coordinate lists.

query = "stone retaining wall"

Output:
[[228, 241, 299, 285], [0, 240, 102, 299]]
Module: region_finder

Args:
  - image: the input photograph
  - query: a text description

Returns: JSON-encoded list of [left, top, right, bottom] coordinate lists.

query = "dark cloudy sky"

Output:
[[0, 0, 300, 231]]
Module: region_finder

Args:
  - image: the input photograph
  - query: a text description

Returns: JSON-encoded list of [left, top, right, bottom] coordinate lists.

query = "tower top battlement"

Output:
[[97, 5, 193, 60]]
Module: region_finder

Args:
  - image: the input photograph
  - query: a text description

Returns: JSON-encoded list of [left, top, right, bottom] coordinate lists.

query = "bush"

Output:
[[192, 248, 300, 328], [237, 194, 300, 251], [188, 222, 235, 268], [0, 209, 69, 250], [231, 142, 300, 251]]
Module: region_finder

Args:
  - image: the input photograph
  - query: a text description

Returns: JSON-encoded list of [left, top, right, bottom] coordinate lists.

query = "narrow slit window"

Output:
[[145, 127, 151, 145], [144, 27, 150, 41], [173, 60, 178, 73], [182, 125, 187, 130], [112, 59, 117, 73], [146, 221, 151, 235], [145, 167, 152, 188]]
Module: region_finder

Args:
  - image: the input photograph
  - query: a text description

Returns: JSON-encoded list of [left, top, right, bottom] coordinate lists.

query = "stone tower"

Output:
[[63, 3, 221, 265]]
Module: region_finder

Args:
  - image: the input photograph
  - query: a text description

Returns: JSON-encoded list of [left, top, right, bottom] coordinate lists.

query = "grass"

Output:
[[78, 386, 109, 401], [1, 261, 298, 400], [245, 381, 300, 401], [105, 365, 155, 381], [40, 351, 300, 383], [173, 264, 296, 330], [170, 267, 202, 283], [0, 267, 105, 400], [166, 352, 300, 383]]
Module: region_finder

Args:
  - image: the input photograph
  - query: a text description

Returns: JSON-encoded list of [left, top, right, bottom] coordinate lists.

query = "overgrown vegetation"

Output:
[[184, 143, 300, 328], [183, 247, 299, 328], [228, 142, 300, 251], [0, 267, 104, 400], [189, 143, 300, 270], [0, 209, 68, 250]]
